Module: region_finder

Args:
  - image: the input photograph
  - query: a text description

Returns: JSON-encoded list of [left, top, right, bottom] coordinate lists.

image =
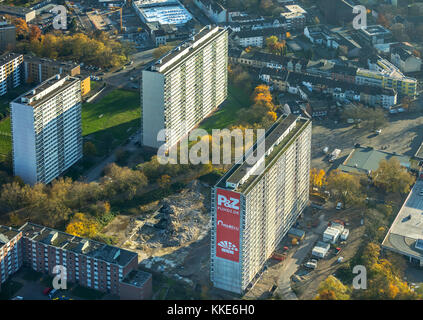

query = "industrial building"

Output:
[[140, 26, 228, 150], [0, 52, 23, 96], [211, 114, 312, 294], [11, 74, 83, 185], [133, 0, 192, 26], [0, 222, 152, 299], [382, 179, 423, 267]]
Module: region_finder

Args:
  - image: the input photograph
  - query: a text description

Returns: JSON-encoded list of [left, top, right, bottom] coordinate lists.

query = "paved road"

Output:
[[84, 131, 140, 182], [276, 215, 328, 300], [102, 49, 155, 89]]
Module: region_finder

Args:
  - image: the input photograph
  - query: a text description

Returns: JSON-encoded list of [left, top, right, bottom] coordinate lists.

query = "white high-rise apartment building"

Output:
[[0, 52, 23, 96], [211, 114, 312, 294], [11, 74, 82, 185], [140, 26, 228, 149]]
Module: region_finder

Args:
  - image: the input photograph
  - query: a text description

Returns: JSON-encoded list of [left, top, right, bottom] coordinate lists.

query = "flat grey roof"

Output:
[[13, 75, 79, 109], [217, 114, 310, 193], [382, 180, 423, 259], [148, 26, 226, 73], [121, 270, 151, 287]]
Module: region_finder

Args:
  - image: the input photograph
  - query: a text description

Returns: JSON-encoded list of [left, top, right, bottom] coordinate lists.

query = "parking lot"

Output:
[[311, 109, 423, 172]]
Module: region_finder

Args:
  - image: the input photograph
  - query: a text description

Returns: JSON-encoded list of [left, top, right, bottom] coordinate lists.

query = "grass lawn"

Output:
[[0, 117, 11, 156], [82, 89, 140, 157], [199, 84, 250, 133]]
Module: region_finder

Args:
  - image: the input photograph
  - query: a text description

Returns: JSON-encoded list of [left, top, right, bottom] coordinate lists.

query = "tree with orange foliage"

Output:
[[310, 168, 327, 188], [29, 25, 42, 41], [12, 17, 29, 39]]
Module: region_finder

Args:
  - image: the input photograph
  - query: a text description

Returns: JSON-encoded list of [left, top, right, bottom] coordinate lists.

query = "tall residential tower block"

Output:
[[140, 26, 228, 150], [11, 74, 83, 185], [211, 114, 312, 294]]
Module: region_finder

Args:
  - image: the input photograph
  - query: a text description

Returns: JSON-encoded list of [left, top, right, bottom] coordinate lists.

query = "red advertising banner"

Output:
[[216, 188, 241, 262]]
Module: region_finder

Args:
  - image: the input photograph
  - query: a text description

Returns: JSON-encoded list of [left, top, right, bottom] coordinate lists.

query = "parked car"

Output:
[[336, 202, 342, 210], [334, 247, 342, 255], [304, 259, 318, 269], [419, 189, 423, 196]]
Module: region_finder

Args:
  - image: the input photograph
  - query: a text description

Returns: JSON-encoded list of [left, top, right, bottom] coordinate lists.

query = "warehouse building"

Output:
[[133, 0, 192, 26], [140, 26, 228, 150], [11, 74, 83, 185], [211, 114, 312, 294]]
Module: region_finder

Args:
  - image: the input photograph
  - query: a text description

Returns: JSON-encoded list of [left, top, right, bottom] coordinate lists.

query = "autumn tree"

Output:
[[310, 168, 327, 189], [29, 25, 41, 41], [265, 36, 287, 55], [66, 212, 99, 238], [102, 163, 148, 201], [372, 158, 415, 194], [315, 275, 350, 300]]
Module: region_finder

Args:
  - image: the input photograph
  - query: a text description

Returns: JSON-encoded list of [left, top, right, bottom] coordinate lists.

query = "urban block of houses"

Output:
[[232, 27, 286, 48]]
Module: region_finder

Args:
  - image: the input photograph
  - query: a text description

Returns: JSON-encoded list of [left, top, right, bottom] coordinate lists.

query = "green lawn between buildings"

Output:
[[0, 83, 249, 160], [81, 89, 140, 157], [199, 84, 250, 134]]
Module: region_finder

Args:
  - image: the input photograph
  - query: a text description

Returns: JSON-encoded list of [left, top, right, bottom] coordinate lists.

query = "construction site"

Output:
[[101, 180, 215, 297]]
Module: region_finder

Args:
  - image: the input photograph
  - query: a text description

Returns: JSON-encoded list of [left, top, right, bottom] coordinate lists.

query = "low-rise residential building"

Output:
[[194, 0, 228, 23], [23, 55, 81, 84], [357, 25, 392, 46], [0, 4, 36, 22], [391, 44, 422, 73], [259, 67, 398, 108], [0, 222, 153, 299], [280, 4, 307, 30], [233, 27, 286, 47]]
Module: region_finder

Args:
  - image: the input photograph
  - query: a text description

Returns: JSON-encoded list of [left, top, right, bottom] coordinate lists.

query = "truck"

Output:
[[329, 149, 341, 162]]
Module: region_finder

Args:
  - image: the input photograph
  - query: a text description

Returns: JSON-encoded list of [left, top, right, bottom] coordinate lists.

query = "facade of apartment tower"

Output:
[[140, 26, 228, 150], [11, 74, 83, 185], [210, 114, 312, 294]]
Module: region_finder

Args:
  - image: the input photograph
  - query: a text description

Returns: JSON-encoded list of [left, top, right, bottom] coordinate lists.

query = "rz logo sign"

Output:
[[217, 194, 240, 211]]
